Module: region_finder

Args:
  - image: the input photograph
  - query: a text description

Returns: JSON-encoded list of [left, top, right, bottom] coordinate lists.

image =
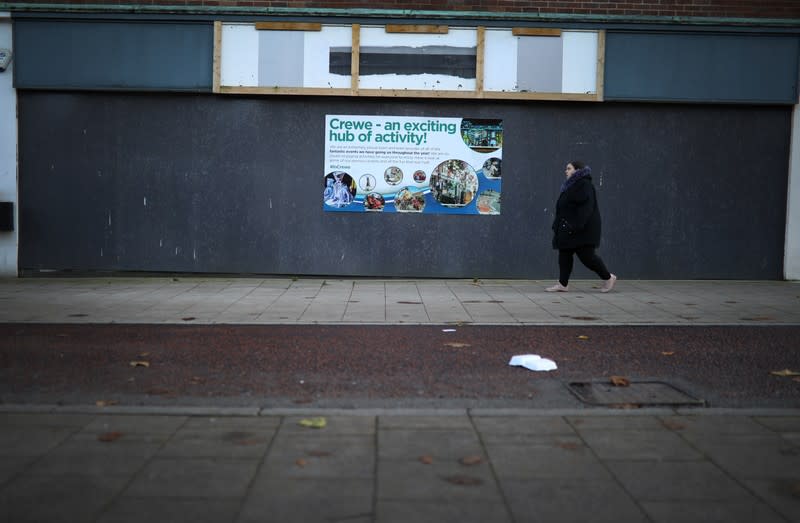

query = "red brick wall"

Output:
[[13, 1, 800, 19]]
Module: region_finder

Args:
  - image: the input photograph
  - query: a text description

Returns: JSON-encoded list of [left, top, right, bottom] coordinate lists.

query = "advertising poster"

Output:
[[323, 115, 502, 214]]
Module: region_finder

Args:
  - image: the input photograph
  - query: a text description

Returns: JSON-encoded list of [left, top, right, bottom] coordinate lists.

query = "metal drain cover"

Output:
[[567, 380, 705, 407]]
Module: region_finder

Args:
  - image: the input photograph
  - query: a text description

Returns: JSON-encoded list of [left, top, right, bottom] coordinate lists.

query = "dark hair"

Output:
[[569, 161, 585, 170]]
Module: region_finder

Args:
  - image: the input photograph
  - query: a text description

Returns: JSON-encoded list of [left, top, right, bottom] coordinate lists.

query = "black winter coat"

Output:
[[551, 173, 602, 250]]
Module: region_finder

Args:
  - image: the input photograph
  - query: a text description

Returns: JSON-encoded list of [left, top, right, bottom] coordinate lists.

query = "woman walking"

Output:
[[547, 161, 616, 293]]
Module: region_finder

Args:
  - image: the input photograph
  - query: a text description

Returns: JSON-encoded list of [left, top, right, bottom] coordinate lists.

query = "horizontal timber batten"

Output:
[[217, 86, 600, 101]]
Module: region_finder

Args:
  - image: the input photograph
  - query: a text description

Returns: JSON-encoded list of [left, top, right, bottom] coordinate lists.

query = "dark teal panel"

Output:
[[13, 20, 213, 90], [605, 32, 800, 103]]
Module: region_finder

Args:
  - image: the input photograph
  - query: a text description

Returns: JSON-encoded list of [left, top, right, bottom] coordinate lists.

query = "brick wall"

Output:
[[11, 1, 800, 19]]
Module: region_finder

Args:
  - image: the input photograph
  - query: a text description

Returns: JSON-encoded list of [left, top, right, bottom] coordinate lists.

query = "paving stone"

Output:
[[607, 461, 756, 501], [238, 477, 373, 523], [0, 456, 35, 486], [577, 428, 704, 461], [376, 499, 511, 523], [279, 416, 375, 436], [697, 439, 800, 479], [379, 415, 473, 430], [125, 458, 258, 498], [471, 415, 576, 439], [567, 415, 669, 431], [0, 413, 95, 428], [484, 437, 611, 480], [755, 416, 800, 433], [157, 423, 276, 458], [260, 435, 374, 479], [81, 415, 188, 435], [740, 478, 800, 522], [96, 497, 240, 523], [26, 439, 162, 476], [378, 429, 482, 460], [640, 500, 787, 523], [0, 426, 76, 457], [501, 478, 648, 523], [0, 473, 128, 523], [378, 457, 502, 501], [663, 415, 778, 436]]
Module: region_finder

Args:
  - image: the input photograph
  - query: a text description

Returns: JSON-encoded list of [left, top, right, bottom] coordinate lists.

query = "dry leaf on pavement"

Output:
[[610, 376, 631, 387], [418, 455, 434, 465], [95, 400, 119, 407], [459, 455, 483, 466], [98, 431, 123, 442], [298, 417, 327, 429], [443, 475, 483, 486], [771, 369, 800, 377], [444, 342, 471, 348], [295, 458, 308, 468], [577, 335, 589, 340], [129, 361, 150, 368], [661, 351, 676, 356]]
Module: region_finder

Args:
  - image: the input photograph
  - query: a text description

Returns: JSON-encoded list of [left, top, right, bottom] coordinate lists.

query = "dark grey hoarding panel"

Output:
[[18, 92, 789, 279], [605, 32, 800, 103], [13, 20, 213, 90]]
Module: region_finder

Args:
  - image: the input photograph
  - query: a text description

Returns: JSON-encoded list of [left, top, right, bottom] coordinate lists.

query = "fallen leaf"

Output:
[[95, 400, 119, 407], [138, 352, 150, 358], [129, 361, 150, 368], [295, 458, 308, 468], [181, 317, 196, 321], [444, 342, 471, 348], [98, 431, 123, 442], [610, 376, 631, 387], [612, 403, 641, 410], [443, 475, 483, 486], [189, 376, 206, 384], [577, 335, 589, 340], [771, 369, 800, 377], [661, 351, 675, 356], [298, 417, 327, 429], [459, 455, 483, 466], [793, 377, 800, 383], [556, 441, 581, 451], [418, 455, 434, 465]]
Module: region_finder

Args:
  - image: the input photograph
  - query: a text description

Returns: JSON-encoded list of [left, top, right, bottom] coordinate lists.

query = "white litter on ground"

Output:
[[509, 354, 557, 372]]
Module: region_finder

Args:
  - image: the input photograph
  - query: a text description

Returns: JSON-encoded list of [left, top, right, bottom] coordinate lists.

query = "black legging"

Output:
[[559, 246, 611, 286]]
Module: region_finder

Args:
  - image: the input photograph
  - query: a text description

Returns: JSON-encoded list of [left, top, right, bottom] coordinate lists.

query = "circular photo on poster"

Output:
[[384, 166, 403, 185], [323, 171, 357, 208], [364, 192, 385, 212], [460, 119, 502, 153], [394, 187, 426, 213], [429, 159, 479, 207], [359, 174, 377, 192], [476, 189, 501, 215], [413, 170, 427, 183], [481, 157, 502, 179]]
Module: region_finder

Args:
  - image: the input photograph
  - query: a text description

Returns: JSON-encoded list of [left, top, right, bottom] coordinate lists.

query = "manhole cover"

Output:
[[566, 380, 705, 407]]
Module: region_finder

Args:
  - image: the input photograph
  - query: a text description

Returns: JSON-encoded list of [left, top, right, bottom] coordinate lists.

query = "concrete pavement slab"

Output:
[[125, 457, 259, 498], [639, 500, 787, 523], [95, 497, 241, 523], [501, 478, 649, 523], [484, 436, 612, 480], [260, 434, 375, 479], [0, 473, 129, 523], [239, 477, 373, 523], [376, 499, 511, 523]]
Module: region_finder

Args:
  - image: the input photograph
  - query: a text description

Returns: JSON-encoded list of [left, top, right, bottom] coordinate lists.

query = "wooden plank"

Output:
[[476, 26, 485, 94], [595, 30, 606, 101], [212, 21, 221, 94], [512, 28, 562, 37], [351, 24, 360, 93], [255, 22, 322, 31], [218, 85, 602, 101], [385, 24, 449, 34]]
